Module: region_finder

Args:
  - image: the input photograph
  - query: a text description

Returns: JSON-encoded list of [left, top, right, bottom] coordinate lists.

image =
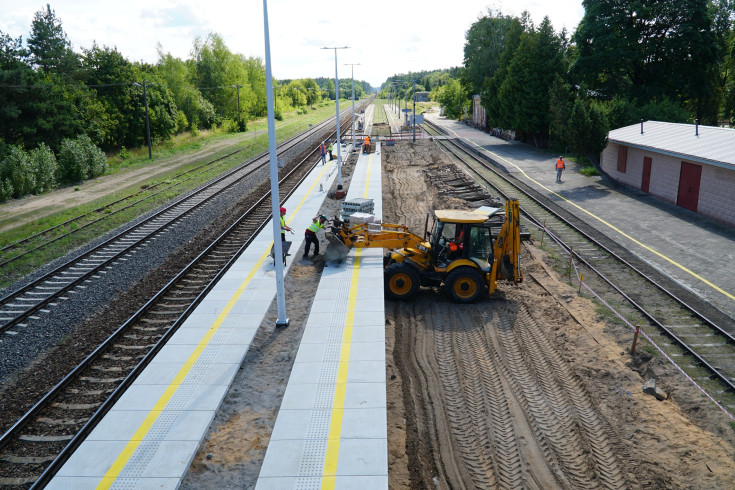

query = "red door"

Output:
[[641, 157, 652, 193], [677, 161, 702, 212]]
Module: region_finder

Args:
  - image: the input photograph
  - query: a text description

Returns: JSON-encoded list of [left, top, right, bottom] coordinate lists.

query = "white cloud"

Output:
[[0, 0, 584, 88]]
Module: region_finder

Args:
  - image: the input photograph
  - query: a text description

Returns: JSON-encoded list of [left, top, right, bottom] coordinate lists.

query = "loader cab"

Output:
[[430, 210, 494, 271]]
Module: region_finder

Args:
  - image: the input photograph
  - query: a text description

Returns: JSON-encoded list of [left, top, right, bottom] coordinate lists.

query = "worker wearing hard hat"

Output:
[[303, 215, 328, 259], [279, 207, 293, 241]]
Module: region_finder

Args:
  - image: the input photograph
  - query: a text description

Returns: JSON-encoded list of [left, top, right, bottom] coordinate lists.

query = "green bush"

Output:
[[58, 138, 88, 183], [119, 146, 130, 160], [58, 134, 108, 183], [0, 178, 12, 203], [175, 111, 189, 134], [28, 143, 57, 193], [0, 146, 35, 198], [221, 118, 240, 133]]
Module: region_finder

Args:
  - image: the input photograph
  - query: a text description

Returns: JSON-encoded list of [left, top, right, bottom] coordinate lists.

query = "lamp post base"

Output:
[[276, 317, 290, 328]]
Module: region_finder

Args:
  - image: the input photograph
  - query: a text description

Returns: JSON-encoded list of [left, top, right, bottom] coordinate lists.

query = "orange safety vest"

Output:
[[556, 158, 565, 169]]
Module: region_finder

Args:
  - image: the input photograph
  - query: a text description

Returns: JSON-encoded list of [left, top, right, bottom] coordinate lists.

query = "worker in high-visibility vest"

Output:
[[303, 215, 328, 259], [556, 156, 566, 183], [363, 136, 370, 154], [279, 207, 293, 241]]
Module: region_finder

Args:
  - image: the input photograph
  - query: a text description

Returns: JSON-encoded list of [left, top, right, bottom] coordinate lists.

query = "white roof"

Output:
[[607, 121, 735, 168]]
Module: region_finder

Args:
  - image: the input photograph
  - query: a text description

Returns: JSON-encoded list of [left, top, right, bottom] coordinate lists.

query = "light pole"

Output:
[[262, 0, 288, 328], [322, 46, 349, 191], [345, 63, 360, 152], [413, 80, 416, 142]]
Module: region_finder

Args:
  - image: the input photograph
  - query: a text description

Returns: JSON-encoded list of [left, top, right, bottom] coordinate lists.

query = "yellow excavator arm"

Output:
[[332, 222, 426, 251], [487, 199, 523, 293]]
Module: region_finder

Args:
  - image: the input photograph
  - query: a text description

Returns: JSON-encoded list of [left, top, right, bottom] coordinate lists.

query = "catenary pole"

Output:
[[263, 0, 288, 328], [345, 63, 360, 152], [322, 46, 349, 191]]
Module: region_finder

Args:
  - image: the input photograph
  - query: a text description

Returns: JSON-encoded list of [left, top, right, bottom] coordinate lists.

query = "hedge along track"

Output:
[[424, 119, 735, 414], [0, 102, 366, 488], [0, 101, 368, 336]]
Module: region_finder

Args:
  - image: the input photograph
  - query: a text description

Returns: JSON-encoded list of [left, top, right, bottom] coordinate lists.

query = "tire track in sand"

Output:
[[493, 302, 629, 489]]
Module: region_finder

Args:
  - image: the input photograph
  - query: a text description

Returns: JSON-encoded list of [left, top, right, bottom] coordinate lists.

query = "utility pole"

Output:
[[345, 63, 360, 152], [133, 81, 153, 159], [233, 84, 243, 129], [143, 81, 151, 159], [322, 46, 349, 191]]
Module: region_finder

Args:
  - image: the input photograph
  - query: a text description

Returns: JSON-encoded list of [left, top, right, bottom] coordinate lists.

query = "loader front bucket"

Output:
[[325, 233, 351, 262]]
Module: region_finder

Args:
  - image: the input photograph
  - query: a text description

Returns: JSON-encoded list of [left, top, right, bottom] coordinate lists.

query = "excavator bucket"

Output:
[[325, 233, 351, 262]]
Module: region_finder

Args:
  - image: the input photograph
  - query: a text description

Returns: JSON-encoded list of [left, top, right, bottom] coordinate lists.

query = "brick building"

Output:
[[601, 121, 735, 226]]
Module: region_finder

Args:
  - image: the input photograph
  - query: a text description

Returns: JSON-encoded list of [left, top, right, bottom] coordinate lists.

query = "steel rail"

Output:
[[425, 119, 735, 395]]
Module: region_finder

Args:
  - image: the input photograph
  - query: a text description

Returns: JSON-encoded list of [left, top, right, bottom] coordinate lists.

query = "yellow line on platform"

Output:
[[321, 248, 362, 489], [97, 162, 335, 489]]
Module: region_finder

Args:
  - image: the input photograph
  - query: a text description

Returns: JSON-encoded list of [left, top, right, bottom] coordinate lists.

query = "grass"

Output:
[[0, 99, 349, 289]]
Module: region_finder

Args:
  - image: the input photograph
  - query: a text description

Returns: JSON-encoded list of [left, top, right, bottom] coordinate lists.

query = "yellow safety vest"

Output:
[[307, 220, 324, 233]]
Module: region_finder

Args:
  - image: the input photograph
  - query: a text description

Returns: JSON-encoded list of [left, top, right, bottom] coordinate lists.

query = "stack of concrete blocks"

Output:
[[341, 198, 374, 224], [349, 212, 382, 233]]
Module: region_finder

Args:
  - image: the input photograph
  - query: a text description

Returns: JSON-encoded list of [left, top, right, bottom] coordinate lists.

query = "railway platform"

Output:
[[256, 144, 386, 488], [425, 113, 735, 321], [47, 145, 387, 488]]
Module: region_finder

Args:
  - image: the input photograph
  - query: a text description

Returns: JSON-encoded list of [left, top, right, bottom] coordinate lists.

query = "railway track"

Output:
[[424, 119, 735, 412], [0, 109, 358, 336], [0, 102, 369, 488], [0, 115, 344, 286]]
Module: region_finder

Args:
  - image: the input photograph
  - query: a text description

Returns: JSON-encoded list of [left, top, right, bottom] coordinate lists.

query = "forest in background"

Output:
[[381, 0, 735, 165], [0, 4, 372, 202]]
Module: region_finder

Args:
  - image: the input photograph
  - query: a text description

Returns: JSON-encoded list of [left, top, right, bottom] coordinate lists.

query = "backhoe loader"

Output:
[[325, 199, 524, 303]]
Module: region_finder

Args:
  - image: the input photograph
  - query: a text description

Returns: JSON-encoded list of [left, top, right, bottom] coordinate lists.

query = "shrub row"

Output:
[[0, 135, 108, 203]]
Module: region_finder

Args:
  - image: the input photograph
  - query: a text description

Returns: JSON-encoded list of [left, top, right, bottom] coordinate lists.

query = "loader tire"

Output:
[[384, 263, 420, 301], [444, 267, 484, 303]]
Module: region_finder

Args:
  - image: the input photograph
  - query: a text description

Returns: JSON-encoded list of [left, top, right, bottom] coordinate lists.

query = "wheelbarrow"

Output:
[[270, 241, 292, 266]]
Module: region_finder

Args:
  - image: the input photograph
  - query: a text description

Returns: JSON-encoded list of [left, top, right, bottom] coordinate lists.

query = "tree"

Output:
[[191, 34, 256, 125], [26, 4, 78, 75], [434, 79, 469, 119], [157, 48, 215, 131], [573, 0, 722, 118], [548, 75, 572, 150], [497, 17, 566, 143], [463, 11, 516, 95], [480, 17, 524, 126]]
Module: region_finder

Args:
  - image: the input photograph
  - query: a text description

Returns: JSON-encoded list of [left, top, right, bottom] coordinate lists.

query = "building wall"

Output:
[[601, 143, 735, 226], [699, 165, 735, 226]]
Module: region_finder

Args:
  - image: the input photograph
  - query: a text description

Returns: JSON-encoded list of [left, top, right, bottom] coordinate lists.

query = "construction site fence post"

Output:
[[631, 325, 641, 354], [568, 246, 573, 282]]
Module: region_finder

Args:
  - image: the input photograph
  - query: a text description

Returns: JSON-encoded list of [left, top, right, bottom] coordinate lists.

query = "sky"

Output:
[[0, 0, 585, 89]]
